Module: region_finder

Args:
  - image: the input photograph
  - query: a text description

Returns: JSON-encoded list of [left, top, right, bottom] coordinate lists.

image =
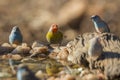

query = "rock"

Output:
[[66, 32, 120, 65], [30, 46, 48, 54], [79, 69, 106, 80], [48, 52, 58, 59], [30, 46, 49, 58], [47, 76, 56, 80], [104, 59, 120, 80], [1, 43, 11, 47], [31, 41, 45, 48], [62, 74, 75, 80], [59, 32, 120, 79], [57, 48, 69, 60], [0, 43, 14, 54], [0, 72, 12, 78], [2, 54, 22, 60], [21, 58, 37, 63], [35, 70, 47, 79], [11, 43, 31, 56], [30, 41, 50, 58]]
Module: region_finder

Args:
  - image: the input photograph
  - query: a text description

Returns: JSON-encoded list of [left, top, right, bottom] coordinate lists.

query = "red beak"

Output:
[[52, 24, 58, 33]]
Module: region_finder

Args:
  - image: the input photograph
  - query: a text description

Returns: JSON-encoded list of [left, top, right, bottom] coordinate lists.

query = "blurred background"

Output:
[[0, 0, 120, 44]]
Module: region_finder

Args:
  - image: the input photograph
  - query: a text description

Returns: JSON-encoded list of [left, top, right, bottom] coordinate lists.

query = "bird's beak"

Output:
[[51, 24, 58, 33], [53, 27, 58, 33], [90, 17, 93, 19]]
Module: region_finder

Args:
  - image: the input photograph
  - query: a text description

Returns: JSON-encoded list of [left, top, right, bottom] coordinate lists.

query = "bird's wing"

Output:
[[103, 21, 110, 32]]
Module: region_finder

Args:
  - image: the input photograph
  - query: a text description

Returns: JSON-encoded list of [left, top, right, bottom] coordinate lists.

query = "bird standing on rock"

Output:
[[88, 37, 103, 69], [46, 24, 63, 48], [91, 15, 110, 33], [9, 26, 23, 45], [17, 64, 39, 80]]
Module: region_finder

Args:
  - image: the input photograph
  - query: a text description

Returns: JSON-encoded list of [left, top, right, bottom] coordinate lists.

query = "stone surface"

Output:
[[59, 32, 120, 79]]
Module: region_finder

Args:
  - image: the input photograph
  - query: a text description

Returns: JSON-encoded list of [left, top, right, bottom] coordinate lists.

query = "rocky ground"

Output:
[[0, 32, 120, 80]]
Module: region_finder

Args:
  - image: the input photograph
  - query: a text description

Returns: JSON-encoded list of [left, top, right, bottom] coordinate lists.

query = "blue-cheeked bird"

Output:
[[9, 26, 23, 45], [46, 24, 63, 48], [91, 15, 110, 33], [17, 64, 39, 80]]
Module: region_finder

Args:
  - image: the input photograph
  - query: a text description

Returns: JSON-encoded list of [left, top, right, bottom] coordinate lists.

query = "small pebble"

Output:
[[32, 41, 44, 48], [2, 54, 22, 60], [48, 52, 58, 59], [11, 44, 31, 56], [35, 70, 47, 79], [61, 74, 75, 80], [0, 72, 12, 78], [1, 43, 11, 47], [57, 48, 69, 60], [47, 76, 56, 80]]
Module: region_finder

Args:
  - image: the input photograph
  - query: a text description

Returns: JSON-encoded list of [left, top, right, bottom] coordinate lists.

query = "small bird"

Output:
[[88, 37, 103, 69], [46, 24, 63, 48], [17, 64, 39, 80], [9, 26, 23, 45], [91, 15, 110, 33]]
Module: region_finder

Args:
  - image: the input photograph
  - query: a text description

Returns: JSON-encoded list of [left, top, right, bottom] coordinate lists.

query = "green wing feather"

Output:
[[46, 31, 63, 44]]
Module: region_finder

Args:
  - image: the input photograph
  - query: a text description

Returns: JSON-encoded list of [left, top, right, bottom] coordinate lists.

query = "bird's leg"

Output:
[[47, 43, 52, 48], [58, 44, 60, 50], [58, 42, 62, 50], [47, 43, 54, 52]]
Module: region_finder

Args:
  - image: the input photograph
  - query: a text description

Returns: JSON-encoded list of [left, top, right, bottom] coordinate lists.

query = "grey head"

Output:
[[91, 15, 101, 22]]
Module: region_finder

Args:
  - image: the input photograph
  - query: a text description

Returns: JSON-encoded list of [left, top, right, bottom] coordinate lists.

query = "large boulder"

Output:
[[61, 32, 120, 79]]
